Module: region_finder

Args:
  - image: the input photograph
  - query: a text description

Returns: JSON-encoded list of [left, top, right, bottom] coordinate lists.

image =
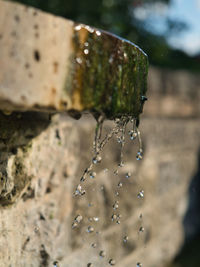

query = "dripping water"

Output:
[[72, 114, 145, 266]]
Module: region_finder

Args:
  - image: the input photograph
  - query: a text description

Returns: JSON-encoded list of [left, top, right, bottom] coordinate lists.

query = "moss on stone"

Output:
[[68, 25, 148, 120]]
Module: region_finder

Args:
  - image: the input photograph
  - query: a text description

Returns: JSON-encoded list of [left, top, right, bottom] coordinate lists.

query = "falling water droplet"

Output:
[[118, 161, 124, 167], [87, 226, 94, 233], [84, 42, 89, 47], [129, 130, 138, 141], [116, 220, 120, 224], [118, 182, 123, 188], [74, 184, 86, 196], [74, 215, 83, 223], [99, 250, 106, 258], [113, 201, 119, 210], [114, 169, 118, 175], [136, 263, 142, 267], [109, 259, 116, 265], [89, 172, 96, 179], [111, 214, 117, 221], [139, 226, 144, 233], [137, 190, 144, 199], [93, 217, 99, 222], [123, 236, 129, 243], [53, 261, 59, 267], [136, 150, 143, 161], [115, 191, 120, 197], [117, 136, 123, 143], [92, 155, 102, 164], [125, 172, 131, 179], [91, 243, 97, 248], [72, 222, 78, 229], [76, 57, 82, 64]]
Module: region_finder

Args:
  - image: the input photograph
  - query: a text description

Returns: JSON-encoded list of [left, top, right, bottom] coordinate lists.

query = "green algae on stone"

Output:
[[69, 24, 148, 120]]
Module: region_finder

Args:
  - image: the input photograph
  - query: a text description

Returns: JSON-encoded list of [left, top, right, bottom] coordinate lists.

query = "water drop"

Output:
[[109, 259, 116, 265], [74, 184, 85, 196], [111, 214, 117, 221], [137, 190, 144, 199], [84, 42, 89, 47], [118, 161, 124, 167], [92, 155, 102, 164], [117, 137, 122, 144], [87, 226, 94, 233], [129, 130, 137, 140], [96, 30, 101, 36], [76, 57, 82, 64], [136, 263, 142, 267], [115, 191, 120, 197], [113, 201, 119, 210], [118, 182, 123, 188], [139, 226, 144, 233], [89, 171, 96, 179], [75, 25, 82, 31], [99, 250, 106, 257], [74, 215, 83, 223], [80, 176, 86, 182], [84, 49, 89, 55], [114, 169, 118, 175], [125, 172, 131, 179], [85, 25, 94, 33], [139, 213, 143, 219], [72, 222, 78, 229], [91, 243, 97, 248], [53, 261, 59, 267], [136, 150, 143, 161], [123, 236, 129, 243], [116, 220, 120, 224], [93, 217, 99, 222]]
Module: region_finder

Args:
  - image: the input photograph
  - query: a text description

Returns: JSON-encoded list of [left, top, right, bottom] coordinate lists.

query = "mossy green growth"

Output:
[[71, 25, 148, 120]]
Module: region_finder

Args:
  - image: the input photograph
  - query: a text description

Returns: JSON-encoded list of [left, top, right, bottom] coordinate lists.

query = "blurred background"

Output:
[[9, 0, 200, 71], [7, 0, 200, 266]]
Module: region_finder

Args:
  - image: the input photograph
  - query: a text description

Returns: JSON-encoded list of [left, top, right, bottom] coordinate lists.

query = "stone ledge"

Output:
[[0, 0, 148, 119]]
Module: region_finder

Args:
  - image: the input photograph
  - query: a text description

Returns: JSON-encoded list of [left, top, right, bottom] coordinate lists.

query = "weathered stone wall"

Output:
[[0, 66, 200, 267]]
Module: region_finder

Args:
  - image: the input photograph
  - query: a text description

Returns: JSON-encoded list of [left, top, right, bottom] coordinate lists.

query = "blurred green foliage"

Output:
[[10, 0, 200, 71]]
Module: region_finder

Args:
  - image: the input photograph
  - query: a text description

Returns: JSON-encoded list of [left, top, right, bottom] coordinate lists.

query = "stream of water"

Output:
[[72, 115, 145, 266]]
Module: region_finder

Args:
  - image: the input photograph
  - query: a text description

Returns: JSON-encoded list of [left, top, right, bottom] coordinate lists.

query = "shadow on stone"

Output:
[[173, 148, 200, 267], [0, 112, 51, 206]]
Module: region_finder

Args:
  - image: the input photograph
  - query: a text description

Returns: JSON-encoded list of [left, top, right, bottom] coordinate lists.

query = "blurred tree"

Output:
[[8, 0, 200, 71]]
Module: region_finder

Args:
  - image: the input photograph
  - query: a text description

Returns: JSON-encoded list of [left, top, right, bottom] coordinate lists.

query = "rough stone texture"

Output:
[[0, 0, 148, 119], [0, 66, 199, 267]]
